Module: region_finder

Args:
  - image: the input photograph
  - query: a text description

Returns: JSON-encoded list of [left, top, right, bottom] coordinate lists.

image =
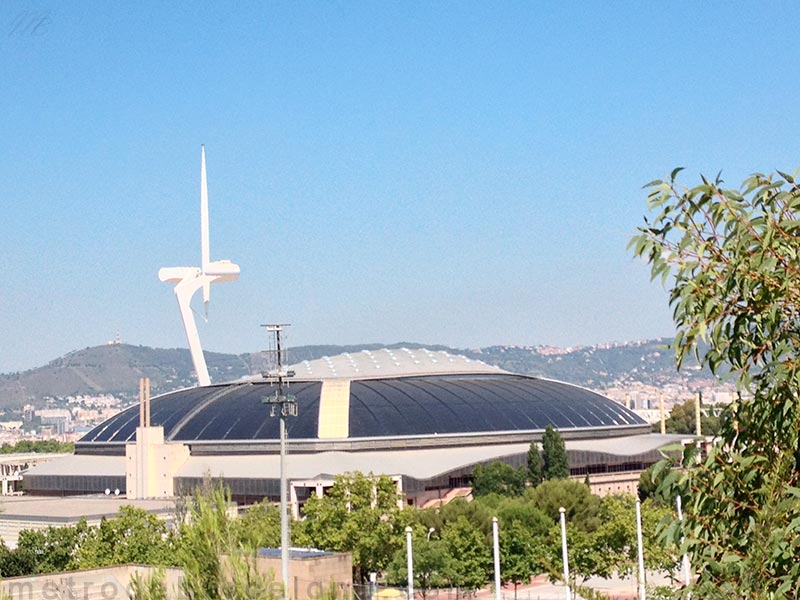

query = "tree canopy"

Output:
[[631, 167, 800, 597], [526, 441, 543, 486], [470, 462, 527, 497], [541, 426, 569, 480], [658, 397, 720, 436], [298, 471, 407, 582]]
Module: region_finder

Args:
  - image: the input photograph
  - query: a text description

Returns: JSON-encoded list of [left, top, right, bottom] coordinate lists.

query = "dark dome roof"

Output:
[[79, 372, 647, 451]]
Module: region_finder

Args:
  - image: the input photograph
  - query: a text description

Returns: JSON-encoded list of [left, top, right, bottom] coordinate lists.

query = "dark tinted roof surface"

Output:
[[348, 375, 642, 437], [81, 382, 321, 443], [80, 375, 644, 444]]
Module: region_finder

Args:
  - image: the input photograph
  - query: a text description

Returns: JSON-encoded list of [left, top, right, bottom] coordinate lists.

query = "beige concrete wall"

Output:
[[0, 564, 184, 600], [0, 554, 351, 599], [256, 553, 353, 600], [126, 429, 189, 499]]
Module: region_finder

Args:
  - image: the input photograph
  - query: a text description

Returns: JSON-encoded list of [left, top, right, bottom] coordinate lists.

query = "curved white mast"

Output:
[[158, 146, 240, 386]]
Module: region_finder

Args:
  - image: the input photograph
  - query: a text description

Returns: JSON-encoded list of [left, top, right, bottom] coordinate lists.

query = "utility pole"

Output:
[[262, 324, 297, 600]]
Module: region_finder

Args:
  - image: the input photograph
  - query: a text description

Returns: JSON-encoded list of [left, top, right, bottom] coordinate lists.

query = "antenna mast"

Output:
[[261, 324, 296, 600]]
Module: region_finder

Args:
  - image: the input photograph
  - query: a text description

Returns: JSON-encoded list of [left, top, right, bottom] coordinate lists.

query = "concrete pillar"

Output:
[[695, 392, 702, 437]]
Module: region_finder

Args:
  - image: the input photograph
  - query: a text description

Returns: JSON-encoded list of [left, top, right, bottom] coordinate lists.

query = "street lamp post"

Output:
[[261, 324, 297, 600], [492, 517, 501, 600], [406, 526, 414, 600], [636, 499, 646, 600], [559, 507, 571, 600], [676, 496, 692, 597]]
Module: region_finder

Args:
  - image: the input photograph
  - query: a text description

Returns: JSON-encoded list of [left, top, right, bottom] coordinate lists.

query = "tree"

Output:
[[498, 519, 536, 599], [527, 479, 601, 532], [494, 498, 550, 538], [231, 501, 281, 549], [526, 441, 543, 486], [300, 472, 406, 582], [73, 506, 175, 569], [657, 397, 721, 435], [637, 463, 671, 505], [471, 462, 526, 497], [541, 426, 569, 480], [415, 497, 492, 538], [440, 516, 492, 594], [386, 535, 454, 599], [631, 167, 800, 597], [177, 481, 276, 600], [7, 521, 89, 575]]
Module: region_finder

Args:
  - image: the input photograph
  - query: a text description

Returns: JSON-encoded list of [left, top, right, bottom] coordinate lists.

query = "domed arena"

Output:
[[24, 348, 672, 505]]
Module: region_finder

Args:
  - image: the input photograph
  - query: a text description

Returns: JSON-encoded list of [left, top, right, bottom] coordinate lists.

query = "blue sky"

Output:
[[2, 2, 799, 372]]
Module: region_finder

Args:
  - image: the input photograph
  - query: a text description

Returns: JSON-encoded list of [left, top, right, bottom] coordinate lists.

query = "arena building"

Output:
[[23, 348, 677, 506]]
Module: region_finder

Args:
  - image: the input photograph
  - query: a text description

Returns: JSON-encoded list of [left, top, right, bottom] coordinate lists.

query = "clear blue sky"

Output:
[[2, 1, 799, 373]]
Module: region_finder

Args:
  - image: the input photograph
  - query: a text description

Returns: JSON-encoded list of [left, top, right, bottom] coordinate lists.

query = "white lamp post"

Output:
[[406, 526, 414, 600], [492, 517, 501, 600], [636, 499, 646, 600], [559, 507, 571, 600], [676, 496, 692, 597]]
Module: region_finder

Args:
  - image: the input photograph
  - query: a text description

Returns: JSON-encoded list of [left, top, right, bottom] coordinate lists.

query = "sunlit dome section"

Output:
[[292, 347, 506, 379]]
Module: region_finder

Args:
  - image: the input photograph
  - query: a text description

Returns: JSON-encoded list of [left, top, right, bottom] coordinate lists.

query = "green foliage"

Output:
[[498, 519, 537, 594], [493, 498, 550, 538], [440, 516, 492, 591], [130, 568, 169, 600], [73, 506, 175, 569], [526, 441, 543, 486], [178, 481, 277, 600], [638, 463, 672, 505], [300, 472, 407, 583], [230, 501, 281, 550], [0, 439, 73, 454], [631, 167, 800, 597], [386, 536, 454, 597], [471, 462, 526, 497], [542, 494, 677, 588], [541, 426, 569, 480], [527, 479, 601, 532], [658, 398, 720, 436], [6, 521, 89, 575], [413, 497, 492, 538]]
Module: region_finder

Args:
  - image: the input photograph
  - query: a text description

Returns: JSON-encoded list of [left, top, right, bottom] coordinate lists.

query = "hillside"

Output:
[[0, 338, 715, 408], [468, 339, 709, 389], [0, 345, 251, 407]]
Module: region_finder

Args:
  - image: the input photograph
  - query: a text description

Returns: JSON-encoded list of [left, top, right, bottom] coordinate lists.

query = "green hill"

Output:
[[0, 344, 250, 407], [0, 338, 713, 408]]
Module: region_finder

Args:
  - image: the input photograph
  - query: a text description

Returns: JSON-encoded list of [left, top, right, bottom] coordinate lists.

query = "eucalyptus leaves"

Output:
[[631, 168, 800, 598]]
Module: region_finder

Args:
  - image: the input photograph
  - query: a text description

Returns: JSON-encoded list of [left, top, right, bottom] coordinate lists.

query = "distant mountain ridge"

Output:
[[0, 338, 711, 408]]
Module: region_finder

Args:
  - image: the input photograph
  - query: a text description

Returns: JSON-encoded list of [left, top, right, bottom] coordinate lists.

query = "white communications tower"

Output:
[[158, 146, 240, 386]]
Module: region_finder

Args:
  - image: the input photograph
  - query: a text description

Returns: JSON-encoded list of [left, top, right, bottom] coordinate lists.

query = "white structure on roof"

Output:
[[291, 347, 505, 380], [158, 146, 240, 387]]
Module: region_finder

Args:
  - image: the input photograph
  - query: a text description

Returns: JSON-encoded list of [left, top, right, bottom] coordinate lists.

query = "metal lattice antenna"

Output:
[[261, 324, 297, 417], [260, 323, 296, 600]]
